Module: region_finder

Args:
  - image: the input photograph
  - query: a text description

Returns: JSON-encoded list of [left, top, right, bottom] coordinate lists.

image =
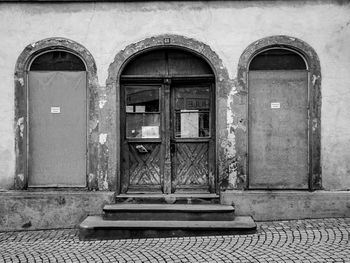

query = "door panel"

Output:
[[28, 71, 86, 187], [121, 85, 163, 193], [171, 85, 214, 193], [125, 142, 162, 192], [172, 142, 209, 192], [248, 70, 309, 189]]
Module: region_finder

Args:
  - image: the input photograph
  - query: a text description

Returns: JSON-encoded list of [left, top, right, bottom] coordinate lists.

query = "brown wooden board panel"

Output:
[[127, 143, 162, 189], [172, 142, 209, 192], [28, 71, 86, 187], [121, 84, 164, 193], [248, 70, 308, 189], [122, 50, 167, 76], [168, 50, 213, 76]]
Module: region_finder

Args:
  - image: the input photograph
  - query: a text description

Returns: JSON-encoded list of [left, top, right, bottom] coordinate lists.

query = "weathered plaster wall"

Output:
[[0, 1, 349, 189], [0, 191, 114, 230], [221, 190, 350, 221]]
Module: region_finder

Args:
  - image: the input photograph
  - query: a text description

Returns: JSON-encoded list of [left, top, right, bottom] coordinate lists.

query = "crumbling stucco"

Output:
[[0, 191, 114, 230]]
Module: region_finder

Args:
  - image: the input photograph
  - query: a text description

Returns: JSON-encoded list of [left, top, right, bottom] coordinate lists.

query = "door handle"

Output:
[[136, 145, 148, 153]]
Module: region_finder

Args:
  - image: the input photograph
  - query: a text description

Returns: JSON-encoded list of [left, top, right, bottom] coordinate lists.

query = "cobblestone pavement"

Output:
[[0, 218, 349, 263]]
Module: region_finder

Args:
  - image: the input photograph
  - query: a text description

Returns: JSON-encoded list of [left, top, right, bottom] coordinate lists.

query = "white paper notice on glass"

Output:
[[142, 126, 159, 138], [181, 110, 199, 138], [135, 106, 146, 112], [126, 106, 134, 112]]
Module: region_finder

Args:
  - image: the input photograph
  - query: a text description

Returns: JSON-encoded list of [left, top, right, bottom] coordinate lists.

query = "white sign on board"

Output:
[[51, 107, 61, 114], [271, 102, 280, 109]]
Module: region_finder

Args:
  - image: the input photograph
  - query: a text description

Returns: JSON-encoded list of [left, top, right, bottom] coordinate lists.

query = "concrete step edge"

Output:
[[80, 215, 256, 230], [103, 204, 234, 212]]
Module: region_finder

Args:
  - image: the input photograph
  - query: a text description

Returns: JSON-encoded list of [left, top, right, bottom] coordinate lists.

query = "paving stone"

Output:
[[0, 218, 349, 262]]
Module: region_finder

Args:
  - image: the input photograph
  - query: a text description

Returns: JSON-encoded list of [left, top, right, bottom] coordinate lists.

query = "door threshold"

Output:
[[116, 193, 219, 204]]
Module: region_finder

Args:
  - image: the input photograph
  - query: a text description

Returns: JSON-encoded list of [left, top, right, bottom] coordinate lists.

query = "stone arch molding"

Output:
[[14, 37, 100, 190], [235, 35, 322, 190], [105, 34, 233, 193]]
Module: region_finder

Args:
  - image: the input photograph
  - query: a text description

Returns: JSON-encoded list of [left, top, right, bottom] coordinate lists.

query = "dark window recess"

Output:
[[30, 51, 86, 71], [249, 49, 306, 70]]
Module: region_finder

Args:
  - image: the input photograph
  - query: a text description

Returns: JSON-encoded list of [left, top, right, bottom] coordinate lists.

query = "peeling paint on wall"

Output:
[[225, 89, 238, 188], [99, 133, 107, 145], [17, 117, 24, 138], [312, 74, 320, 86], [14, 173, 25, 190], [18, 173, 24, 182], [103, 178, 108, 190], [87, 173, 98, 190], [17, 77, 24, 86], [89, 118, 99, 132], [99, 98, 107, 109]]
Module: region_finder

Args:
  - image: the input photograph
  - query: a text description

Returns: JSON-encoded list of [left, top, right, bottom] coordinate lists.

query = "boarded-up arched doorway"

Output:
[[28, 50, 87, 187], [120, 48, 216, 194], [248, 48, 309, 189]]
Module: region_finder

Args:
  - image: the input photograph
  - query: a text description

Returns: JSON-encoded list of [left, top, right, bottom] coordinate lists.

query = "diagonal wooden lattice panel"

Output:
[[174, 143, 209, 186], [128, 143, 161, 186]]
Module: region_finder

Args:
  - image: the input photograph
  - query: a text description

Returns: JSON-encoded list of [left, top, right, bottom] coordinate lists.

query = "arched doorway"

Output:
[[27, 50, 87, 187], [236, 35, 322, 190], [15, 38, 99, 190], [248, 48, 309, 189], [120, 48, 216, 194]]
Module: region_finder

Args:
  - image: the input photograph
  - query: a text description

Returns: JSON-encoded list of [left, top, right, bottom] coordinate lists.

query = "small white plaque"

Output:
[[271, 102, 280, 109], [51, 107, 61, 114]]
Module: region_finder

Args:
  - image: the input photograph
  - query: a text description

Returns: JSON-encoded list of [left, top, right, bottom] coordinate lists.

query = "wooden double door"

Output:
[[120, 81, 215, 194]]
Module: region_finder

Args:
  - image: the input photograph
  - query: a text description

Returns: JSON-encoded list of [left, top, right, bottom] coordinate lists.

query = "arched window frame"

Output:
[[14, 38, 99, 190], [236, 35, 322, 190], [249, 46, 308, 71], [29, 49, 87, 71]]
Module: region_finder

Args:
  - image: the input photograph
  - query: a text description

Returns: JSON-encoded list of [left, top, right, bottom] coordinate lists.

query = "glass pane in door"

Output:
[[174, 87, 210, 138], [125, 86, 160, 138], [172, 85, 212, 193], [126, 86, 159, 112]]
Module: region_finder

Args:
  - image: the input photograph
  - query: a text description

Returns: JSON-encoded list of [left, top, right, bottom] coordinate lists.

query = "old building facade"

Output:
[[0, 0, 349, 230]]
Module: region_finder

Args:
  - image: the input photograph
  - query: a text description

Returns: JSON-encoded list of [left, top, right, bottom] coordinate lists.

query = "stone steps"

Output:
[[103, 204, 235, 221], [115, 193, 220, 204], [79, 215, 256, 240], [79, 204, 256, 240]]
